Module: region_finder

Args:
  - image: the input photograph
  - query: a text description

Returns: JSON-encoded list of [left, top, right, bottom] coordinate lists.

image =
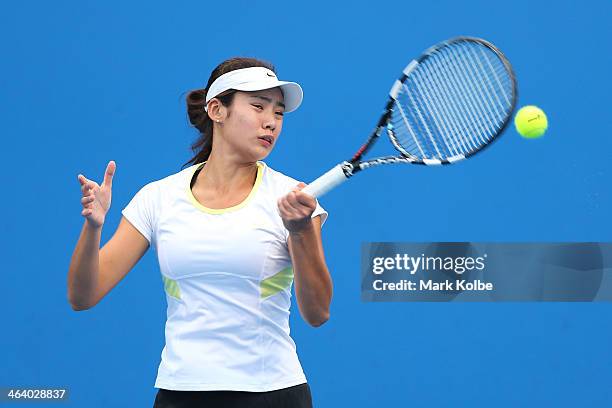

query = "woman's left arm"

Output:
[[278, 183, 332, 327]]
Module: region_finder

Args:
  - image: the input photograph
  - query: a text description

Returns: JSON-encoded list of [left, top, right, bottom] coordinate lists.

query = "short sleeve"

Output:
[[121, 182, 158, 246], [312, 199, 328, 227]]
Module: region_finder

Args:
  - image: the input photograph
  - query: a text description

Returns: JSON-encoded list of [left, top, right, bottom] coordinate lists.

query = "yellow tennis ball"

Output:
[[514, 105, 548, 138]]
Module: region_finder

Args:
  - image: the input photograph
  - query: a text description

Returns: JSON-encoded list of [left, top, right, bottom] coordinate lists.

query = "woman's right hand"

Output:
[[78, 161, 116, 228]]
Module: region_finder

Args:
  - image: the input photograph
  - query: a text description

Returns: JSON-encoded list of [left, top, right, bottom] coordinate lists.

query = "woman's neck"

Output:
[[194, 151, 258, 194]]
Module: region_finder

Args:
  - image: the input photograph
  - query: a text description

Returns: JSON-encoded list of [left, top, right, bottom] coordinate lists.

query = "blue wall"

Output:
[[2, 0, 611, 406]]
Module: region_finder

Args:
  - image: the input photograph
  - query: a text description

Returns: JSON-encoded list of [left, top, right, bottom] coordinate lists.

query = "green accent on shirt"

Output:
[[162, 275, 182, 300], [261, 267, 294, 299]]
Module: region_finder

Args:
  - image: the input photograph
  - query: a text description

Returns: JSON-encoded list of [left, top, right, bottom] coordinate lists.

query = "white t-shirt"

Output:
[[121, 161, 328, 392]]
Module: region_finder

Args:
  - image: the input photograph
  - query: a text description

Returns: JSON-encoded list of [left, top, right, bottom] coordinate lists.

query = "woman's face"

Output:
[[218, 88, 285, 161]]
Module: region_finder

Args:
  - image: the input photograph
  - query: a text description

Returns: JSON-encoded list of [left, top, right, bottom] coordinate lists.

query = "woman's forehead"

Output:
[[240, 88, 284, 101]]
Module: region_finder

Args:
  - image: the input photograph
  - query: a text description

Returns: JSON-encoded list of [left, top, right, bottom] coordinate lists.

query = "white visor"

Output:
[[204, 67, 303, 113]]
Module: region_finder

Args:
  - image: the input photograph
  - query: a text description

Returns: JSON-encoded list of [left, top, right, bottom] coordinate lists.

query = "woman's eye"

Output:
[[275, 112, 284, 117], [253, 104, 263, 110]]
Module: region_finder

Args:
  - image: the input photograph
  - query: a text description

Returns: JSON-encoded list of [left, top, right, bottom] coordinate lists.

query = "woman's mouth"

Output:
[[257, 135, 273, 147]]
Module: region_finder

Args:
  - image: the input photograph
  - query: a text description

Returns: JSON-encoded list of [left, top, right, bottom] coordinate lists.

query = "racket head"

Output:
[[384, 37, 517, 165]]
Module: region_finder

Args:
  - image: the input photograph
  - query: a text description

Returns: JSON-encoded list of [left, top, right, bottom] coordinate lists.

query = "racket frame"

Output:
[[303, 36, 517, 198]]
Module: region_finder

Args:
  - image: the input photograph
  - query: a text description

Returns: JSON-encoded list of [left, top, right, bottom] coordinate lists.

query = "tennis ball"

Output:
[[514, 105, 548, 138]]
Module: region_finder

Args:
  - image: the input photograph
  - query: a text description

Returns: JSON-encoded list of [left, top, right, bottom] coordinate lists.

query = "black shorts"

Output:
[[152, 383, 313, 408]]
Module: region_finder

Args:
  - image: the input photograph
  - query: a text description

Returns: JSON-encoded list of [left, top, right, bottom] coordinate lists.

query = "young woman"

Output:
[[68, 57, 333, 408]]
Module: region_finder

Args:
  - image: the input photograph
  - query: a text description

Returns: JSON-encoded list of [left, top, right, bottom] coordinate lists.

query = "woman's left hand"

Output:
[[278, 182, 317, 234]]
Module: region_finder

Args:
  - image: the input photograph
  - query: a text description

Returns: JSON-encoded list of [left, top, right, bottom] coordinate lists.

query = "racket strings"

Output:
[[428, 46, 497, 149], [390, 40, 514, 161]]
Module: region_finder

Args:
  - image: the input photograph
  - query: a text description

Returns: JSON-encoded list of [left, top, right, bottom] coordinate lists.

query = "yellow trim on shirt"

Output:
[[187, 161, 264, 214]]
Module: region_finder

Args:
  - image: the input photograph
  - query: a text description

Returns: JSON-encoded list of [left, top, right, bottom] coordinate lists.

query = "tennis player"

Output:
[[68, 57, 332, 408]]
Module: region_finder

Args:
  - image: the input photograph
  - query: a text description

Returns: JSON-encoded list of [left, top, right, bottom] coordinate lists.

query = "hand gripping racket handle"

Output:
[[302, 163, 349, 198]]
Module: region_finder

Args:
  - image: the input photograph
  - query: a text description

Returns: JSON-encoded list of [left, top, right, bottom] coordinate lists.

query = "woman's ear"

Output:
[[207, 99, 225, 123]]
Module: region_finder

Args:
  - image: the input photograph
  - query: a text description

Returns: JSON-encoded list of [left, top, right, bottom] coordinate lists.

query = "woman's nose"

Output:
[[263, 113, 277, 130]]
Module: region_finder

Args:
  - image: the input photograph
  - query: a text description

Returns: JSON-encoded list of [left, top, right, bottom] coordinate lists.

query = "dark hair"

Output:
[[182, 57, 276, 169]]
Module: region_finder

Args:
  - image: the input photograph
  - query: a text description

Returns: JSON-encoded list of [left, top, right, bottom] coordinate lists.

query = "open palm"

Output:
[[78, 161, 116, 228]]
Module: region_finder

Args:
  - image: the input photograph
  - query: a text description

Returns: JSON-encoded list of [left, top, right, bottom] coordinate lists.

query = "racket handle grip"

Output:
[[302, 163, 349, 198]]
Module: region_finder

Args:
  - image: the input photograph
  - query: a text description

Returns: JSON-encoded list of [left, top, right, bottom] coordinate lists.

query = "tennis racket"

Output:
[[302, 36, 517, 198]]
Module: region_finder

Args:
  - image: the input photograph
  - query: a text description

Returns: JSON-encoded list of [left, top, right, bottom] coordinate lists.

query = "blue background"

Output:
[[2, 0, 611, 406]]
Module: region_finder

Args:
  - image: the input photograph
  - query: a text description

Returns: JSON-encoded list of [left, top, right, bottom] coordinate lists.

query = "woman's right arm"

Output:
[[68, 161, 149, 311]]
